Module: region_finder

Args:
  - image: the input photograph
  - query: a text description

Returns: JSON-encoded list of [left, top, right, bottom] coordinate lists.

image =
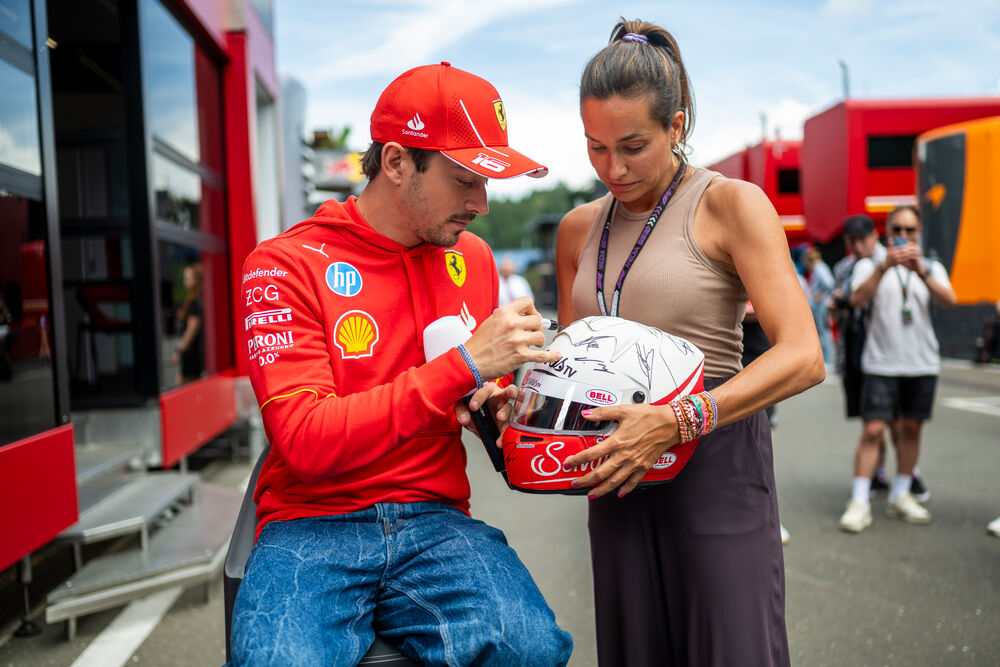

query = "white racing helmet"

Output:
[[501, 316, 705, 494]]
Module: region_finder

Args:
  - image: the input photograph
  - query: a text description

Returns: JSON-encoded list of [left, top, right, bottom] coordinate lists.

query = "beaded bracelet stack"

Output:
[[667, 390, 719, 443]]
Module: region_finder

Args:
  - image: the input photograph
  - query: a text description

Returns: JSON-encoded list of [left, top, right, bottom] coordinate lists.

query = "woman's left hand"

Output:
[[563, 403, 679, 499]]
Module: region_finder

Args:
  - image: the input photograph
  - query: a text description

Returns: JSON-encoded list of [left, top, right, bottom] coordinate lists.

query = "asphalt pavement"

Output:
[[2, 361, 999, 666]]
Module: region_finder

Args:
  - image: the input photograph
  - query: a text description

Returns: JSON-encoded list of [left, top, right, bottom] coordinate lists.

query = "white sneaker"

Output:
[[988, 516, 1000, 537], [839, 499, 872, 533], [887, 492, 932, 524], [780, 524, 790, 546]]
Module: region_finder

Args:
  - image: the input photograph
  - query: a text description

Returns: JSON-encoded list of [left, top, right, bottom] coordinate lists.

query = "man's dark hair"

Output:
[[886, 204, 920, 225], [361, 142, 435, 180], [843, 214, 875, 238]]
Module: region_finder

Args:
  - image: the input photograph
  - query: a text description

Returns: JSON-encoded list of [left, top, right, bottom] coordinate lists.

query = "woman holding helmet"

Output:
[[554, 18, 825, 666]]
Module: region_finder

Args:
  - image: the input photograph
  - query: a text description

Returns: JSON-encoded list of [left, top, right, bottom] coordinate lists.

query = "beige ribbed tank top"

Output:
[[571, 167, 746, 378]]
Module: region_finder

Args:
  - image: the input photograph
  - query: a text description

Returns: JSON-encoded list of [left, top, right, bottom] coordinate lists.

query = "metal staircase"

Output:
[[45, 440, 242, 639]]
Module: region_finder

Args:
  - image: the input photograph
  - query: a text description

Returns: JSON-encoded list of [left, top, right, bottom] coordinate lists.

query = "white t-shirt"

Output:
[[851, 256, 951, 376], [498, 273, 533, 306]]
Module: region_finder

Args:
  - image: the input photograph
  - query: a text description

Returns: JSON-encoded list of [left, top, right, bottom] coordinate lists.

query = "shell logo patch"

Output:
[[493, 99, 506, 132], [445, 250, 466, 287], [334, 310, 379, 359]]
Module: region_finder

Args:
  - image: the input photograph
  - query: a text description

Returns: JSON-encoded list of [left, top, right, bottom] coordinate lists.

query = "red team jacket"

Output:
[[241, 197, 501, 536]]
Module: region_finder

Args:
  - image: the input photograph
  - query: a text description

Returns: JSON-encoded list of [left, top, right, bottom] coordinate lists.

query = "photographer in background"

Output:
[[838, 206, 956, 533]]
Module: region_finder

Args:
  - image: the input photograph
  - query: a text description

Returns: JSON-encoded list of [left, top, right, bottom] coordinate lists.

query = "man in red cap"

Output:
[[230, 63, 573, 665]]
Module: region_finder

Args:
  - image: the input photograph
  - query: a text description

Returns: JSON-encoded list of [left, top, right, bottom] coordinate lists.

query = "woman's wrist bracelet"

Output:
[[456, 344, 484, 389]]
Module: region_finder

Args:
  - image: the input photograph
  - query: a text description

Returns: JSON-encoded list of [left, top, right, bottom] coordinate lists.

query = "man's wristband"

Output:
[[456, 344, 484, 389]]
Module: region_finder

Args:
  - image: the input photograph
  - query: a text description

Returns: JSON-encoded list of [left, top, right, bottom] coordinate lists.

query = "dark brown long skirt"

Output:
[[588, 381, 789, 667]]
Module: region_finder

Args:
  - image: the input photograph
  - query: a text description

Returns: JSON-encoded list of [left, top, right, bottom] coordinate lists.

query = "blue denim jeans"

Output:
[[229, 502, 572, 666]]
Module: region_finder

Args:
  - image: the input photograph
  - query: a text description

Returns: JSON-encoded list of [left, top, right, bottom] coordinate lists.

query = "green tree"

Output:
[[471, 182, 600, 249]]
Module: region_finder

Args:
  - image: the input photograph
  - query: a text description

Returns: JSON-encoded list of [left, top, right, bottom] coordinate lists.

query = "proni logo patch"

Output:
[[326, 262, 362, 297], [247, 330, 295, 361], [335, 310, 379, 359], [445, 250, 466, 287]]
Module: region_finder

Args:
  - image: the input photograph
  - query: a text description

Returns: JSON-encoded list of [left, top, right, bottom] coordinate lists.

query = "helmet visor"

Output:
[[512, 370, 614, 433]]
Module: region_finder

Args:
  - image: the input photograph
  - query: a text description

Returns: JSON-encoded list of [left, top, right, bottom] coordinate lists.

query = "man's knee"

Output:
[[455, 614, 572, 666], [231, 622, 367, 667]]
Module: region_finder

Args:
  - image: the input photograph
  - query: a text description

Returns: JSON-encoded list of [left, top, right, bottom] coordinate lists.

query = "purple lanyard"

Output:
[[596, 161, 687, 317]]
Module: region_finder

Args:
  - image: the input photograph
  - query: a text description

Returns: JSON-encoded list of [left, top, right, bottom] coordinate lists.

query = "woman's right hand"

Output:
[[561, 402, 680, 499]]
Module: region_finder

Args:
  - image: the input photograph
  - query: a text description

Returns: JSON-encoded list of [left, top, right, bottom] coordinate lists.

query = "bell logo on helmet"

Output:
[[652, 452, 677, 470], [585, 389, 617, 405]]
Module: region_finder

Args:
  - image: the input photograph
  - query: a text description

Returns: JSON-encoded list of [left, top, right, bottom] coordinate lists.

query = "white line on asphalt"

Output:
[[69, 587, 183, 667], [941, 396, 1000, 418], [239, 469, 253, 492]]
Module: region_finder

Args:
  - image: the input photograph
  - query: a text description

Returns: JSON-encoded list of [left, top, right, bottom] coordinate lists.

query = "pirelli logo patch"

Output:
[[245, 308, 292, 331]]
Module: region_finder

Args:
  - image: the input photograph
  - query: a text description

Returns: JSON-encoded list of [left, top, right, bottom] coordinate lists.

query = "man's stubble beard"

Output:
[[403, 171, 475, 247]]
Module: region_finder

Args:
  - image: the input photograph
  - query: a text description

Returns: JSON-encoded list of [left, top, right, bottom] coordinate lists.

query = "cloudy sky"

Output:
[[274, 0, 1000, 199]]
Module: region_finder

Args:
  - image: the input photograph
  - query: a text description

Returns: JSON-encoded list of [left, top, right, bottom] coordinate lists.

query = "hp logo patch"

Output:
[[326, 262, 362, 297]]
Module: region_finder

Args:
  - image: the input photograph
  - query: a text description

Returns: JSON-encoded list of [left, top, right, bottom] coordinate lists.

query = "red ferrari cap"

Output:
[[370, 62, 547, 179]]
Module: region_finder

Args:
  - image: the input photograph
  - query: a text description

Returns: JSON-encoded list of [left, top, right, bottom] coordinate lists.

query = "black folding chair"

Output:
[[223, 445, 418, 665]]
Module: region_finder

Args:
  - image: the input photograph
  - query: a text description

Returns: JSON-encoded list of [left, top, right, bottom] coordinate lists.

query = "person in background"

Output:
[[230, 63, 572, 666], [555, 18, 824, 666], [975, 298, 1000, 364], [170, 263, 204, 385], [803, 246, 834, 366], [497, 256, 534, 305], [838, 205, 955, 533], [831, 216, 891, 494]]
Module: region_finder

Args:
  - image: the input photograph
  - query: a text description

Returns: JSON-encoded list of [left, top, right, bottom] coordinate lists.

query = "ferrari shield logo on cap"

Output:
[[493, 99, 506, 132], [445, 250, 466, 287]]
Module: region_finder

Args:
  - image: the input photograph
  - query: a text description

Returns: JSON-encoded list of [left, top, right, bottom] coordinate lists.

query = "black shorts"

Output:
[[841, 366, 865, 418], [860, 374, 937, 422]]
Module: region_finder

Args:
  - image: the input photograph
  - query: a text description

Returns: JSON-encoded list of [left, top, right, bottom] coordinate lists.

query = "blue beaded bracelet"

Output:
[[456, 344, 484, 389]]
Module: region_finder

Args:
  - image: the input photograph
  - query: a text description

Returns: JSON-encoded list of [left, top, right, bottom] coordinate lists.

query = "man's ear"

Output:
[[381, 142, 407, 185]]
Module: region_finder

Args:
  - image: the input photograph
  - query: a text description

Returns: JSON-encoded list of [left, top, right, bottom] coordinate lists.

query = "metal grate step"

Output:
[[58, 472, 199, 547], [46, 482, 242, 638], [74, 444, 144, 487], [73, 444, 146, 513]]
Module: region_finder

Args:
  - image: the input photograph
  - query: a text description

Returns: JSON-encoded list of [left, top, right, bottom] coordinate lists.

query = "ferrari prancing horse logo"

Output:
[[445, 250, 466, 287], [493, 99, 506, 132]]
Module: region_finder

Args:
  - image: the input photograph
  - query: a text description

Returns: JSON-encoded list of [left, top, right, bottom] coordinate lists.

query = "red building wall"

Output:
[[802, 98, 1000, 243]]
